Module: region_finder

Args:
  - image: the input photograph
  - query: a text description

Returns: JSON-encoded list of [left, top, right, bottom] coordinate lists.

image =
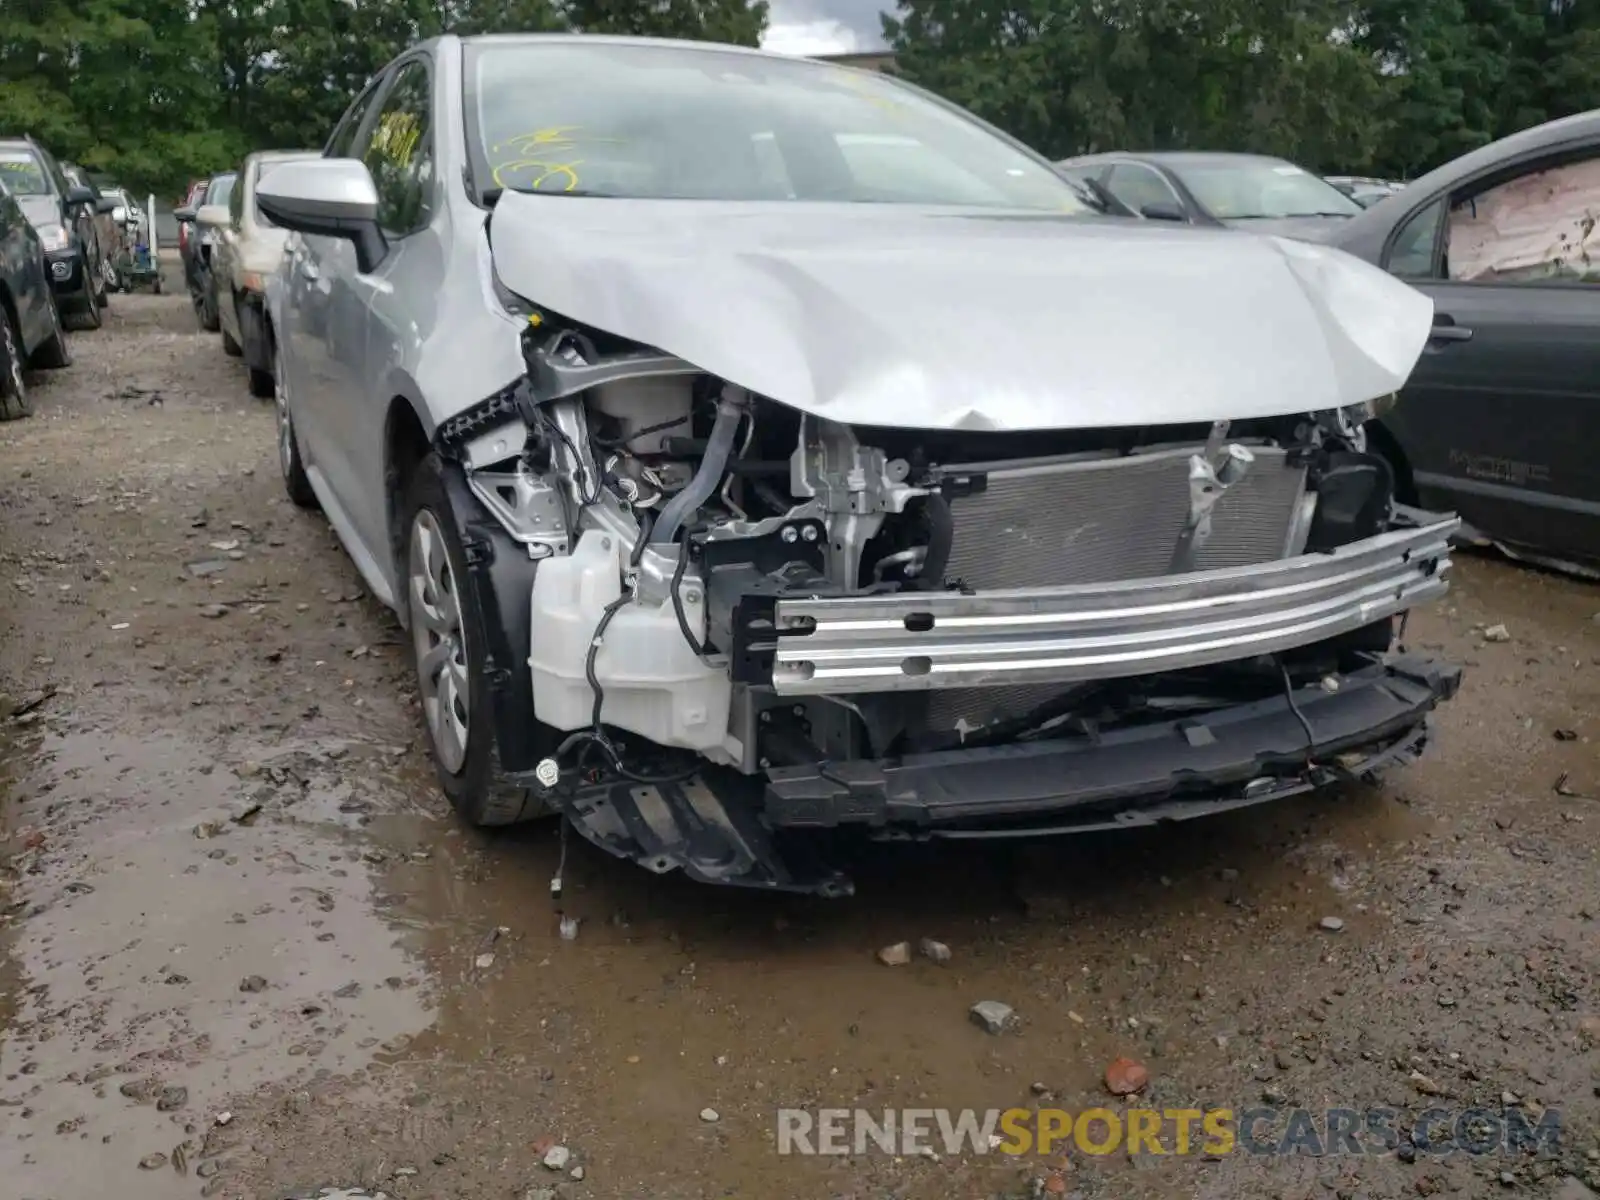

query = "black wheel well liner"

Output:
[[384, 396, 432, 586], [1366, 419, 1417, 507], [0, 284, 17, 345], [391, 435, 550, 775]]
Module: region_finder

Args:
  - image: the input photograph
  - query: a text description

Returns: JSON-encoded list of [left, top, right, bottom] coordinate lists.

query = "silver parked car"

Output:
[[204, 150, 320, 396], [259, 34, 1462, 895]]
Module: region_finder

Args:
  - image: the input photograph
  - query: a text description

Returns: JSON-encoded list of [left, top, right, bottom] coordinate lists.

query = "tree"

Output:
[[0, 0, 236, 194], [564, 0, 768, 46], [884, 0, 1385, 169]]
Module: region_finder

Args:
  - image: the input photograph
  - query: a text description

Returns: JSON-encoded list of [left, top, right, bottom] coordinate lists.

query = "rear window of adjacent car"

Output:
[[0, 149, 51, 195]]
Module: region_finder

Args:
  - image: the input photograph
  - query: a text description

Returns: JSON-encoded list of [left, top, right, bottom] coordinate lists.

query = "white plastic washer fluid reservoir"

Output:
[[528, 530, 732, 755]]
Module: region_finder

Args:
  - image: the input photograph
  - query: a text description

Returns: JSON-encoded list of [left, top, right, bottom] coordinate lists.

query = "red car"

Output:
[[175, 178, 208, 259]]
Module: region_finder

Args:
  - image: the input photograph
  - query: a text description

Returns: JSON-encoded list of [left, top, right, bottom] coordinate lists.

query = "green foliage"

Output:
[[0, 0, 764, 198], [885, 0, 1600, 178], [566, 0, 767, 45]]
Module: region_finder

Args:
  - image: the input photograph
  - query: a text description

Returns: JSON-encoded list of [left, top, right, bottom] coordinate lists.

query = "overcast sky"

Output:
[[761, 0, 890, 54]]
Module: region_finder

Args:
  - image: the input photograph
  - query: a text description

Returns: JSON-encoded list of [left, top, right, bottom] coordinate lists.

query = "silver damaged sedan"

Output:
[[259, 34, 1463, 895]]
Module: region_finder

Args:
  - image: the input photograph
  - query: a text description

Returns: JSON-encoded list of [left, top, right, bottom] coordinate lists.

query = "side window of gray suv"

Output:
[[326, 79, 385, 160], [360, 61, 435, 238]]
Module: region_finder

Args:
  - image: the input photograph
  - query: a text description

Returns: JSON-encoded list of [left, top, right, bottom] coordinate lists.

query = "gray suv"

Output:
[[0, 137, 116, 328]]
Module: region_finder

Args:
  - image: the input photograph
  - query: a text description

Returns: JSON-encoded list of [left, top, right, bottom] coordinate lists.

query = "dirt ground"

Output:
[[1, 287, 1598, 1200]]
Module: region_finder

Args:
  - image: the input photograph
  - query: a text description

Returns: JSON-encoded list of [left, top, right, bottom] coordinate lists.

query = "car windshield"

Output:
[[1170, 160, 1363, 220], [465, 40, 1093, 212], [0, 149, 51, 196]]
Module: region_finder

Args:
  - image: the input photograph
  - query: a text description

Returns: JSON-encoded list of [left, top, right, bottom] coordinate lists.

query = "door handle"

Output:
[[299, 261, 320, 282], [1428, 322, 1473, 342]]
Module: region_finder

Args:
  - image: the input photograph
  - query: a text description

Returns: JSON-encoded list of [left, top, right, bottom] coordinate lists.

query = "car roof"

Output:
[[1332, 107, 1600, 256], [451, 30, 887, 69], [1396, 107, 1600, 195]]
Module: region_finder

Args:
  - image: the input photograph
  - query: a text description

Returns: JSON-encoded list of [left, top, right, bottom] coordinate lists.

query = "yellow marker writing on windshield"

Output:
[[492, 159, 584, 193]]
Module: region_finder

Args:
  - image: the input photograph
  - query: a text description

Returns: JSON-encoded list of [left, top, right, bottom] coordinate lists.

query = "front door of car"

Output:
[[214, 165, 248, 344], [1379, 146, 1600, 559], [280, 76, 388, 506], [315, 56, 439, 570]]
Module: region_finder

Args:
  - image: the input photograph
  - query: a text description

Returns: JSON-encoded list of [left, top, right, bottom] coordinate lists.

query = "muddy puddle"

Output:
[[1, 721, 430, 1198]]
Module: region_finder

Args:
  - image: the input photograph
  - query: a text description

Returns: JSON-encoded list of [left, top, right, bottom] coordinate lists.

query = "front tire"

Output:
[[222, 326, 242, 357], [403, 453, 553, 827], [0, 308, 30, 421], [275, 341, 318, 510]]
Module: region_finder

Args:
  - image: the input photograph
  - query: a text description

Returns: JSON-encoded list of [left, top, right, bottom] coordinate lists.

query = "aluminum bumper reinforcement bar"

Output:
[[768, 517, 1459, 695]]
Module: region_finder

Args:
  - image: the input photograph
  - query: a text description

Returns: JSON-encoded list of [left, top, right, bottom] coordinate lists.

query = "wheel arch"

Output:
[[1366, 418, 1417, 507], [384, 393, 434, 607], [0, 282, 19, 347]]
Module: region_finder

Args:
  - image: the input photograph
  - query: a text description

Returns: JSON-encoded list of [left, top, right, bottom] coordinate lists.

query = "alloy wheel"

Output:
[[409, 510, 471, 774]]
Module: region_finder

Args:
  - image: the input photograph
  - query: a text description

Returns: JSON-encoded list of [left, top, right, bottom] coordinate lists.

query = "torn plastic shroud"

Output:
[[528, 654, 1461, 896]]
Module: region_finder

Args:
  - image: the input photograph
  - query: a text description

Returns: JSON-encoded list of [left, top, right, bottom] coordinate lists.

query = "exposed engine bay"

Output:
[[432, 312, 1462, 895]]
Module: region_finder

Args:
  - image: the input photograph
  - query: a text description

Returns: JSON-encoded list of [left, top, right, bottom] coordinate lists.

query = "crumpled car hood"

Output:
[[490, 195, 1434, 431]]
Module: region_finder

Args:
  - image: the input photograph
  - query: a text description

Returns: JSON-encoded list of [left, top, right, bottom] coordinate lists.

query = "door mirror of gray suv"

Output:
[[95, 195, 120, 214], [1139, 201, 1188, 223], [257, 158, 388, 274], [65, 184, 95, 207]]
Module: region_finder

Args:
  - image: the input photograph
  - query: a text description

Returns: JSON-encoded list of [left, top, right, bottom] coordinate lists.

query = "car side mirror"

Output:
[[195, 204, 230, 229], [174, 206, 196, 223], [95, 195, 120, 214], [65, 184, 95, 207], [1139, 201, 1188, 223], [257, 157, 387, 273], [112, 205, 128, 223]]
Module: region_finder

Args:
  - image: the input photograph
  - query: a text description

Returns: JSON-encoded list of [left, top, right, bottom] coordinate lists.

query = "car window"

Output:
[[327, 77, 386, 160], [208, 174, 236, 208], [1386, 198, 1444, 279], [1169, 160, 1362, 220], [465, 41, 1092, 212], [229, 169, 246, 225], [361, 60, 436, 236], [1104, 164, 1183, 215], [1444, 154, 1600, 284], [833, 133, 1019, 205], [0, 149, 52, 196]]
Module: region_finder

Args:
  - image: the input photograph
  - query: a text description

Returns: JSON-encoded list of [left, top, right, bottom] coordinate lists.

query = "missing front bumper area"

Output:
[[533, 654, 1460, 896], [740, 519, 1458, 694]]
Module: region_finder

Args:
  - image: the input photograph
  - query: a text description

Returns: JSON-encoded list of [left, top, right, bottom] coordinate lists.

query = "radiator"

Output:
[[925, 443, 1308, 732]]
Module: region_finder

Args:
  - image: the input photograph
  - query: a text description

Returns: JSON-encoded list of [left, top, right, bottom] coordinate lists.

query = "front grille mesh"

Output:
[[925, 446, 1307, 732]]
